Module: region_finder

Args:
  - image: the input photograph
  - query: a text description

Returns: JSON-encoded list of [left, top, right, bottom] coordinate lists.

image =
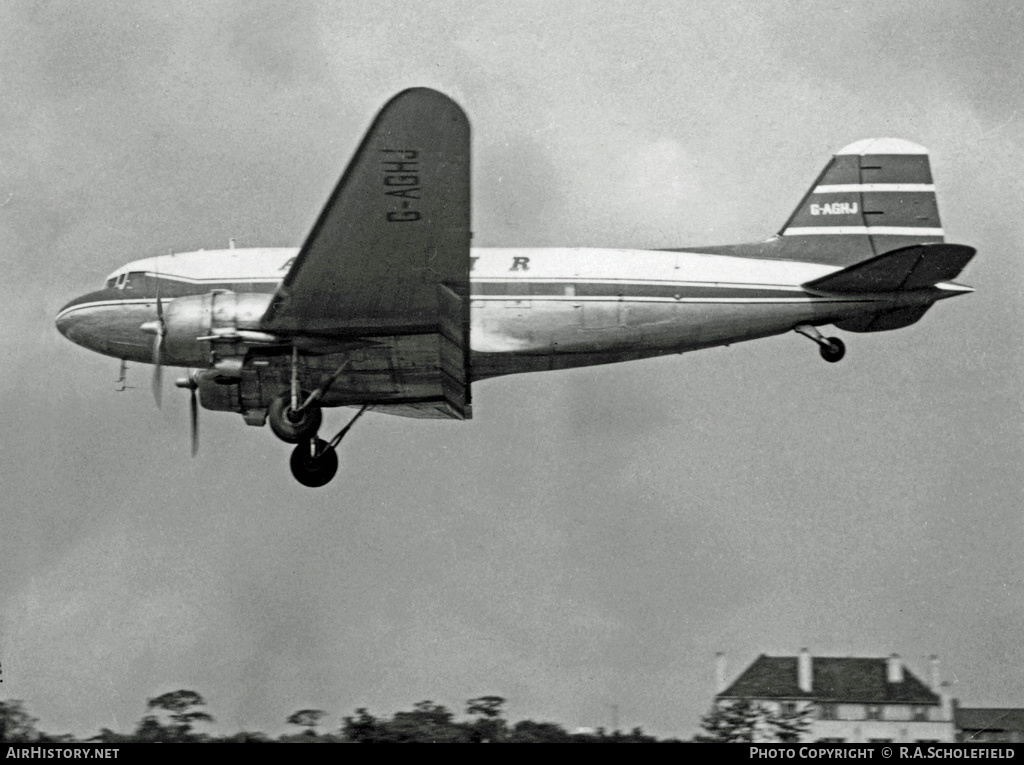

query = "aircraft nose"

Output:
[[54, 289, 112, 349], [55, 300, 76, 339]]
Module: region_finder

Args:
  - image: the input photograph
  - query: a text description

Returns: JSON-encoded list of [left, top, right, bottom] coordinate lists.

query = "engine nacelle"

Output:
[[163, 291, 275, 365]]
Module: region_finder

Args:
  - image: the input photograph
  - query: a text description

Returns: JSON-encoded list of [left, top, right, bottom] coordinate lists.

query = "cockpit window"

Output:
[[105, 277, 116, 289], [123, 271, 152, 290]]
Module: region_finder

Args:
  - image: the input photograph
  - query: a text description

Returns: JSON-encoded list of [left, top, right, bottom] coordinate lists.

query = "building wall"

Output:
[[809, 719, 955, 743], [756, 700, 955, 743]]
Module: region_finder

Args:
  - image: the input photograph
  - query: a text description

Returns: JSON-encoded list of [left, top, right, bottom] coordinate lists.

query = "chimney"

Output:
[[940, 681, 953, 721], [798, 648, 812, 693], [715, 652, 728, 695], [930, 655, 941, 692], [887, 653, 904, 684]]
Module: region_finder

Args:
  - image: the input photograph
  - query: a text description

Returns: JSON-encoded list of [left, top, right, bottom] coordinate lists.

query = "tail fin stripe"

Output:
[[815, 183, 935, 193], [784, 226, 944, 237]]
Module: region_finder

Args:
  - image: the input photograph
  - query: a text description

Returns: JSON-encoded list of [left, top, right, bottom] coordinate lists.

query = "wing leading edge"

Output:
[[261, 87, 472, 419]]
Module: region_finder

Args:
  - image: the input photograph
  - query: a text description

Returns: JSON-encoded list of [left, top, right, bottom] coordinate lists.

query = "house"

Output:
[[712, 650, 956, 743], [955, 707, 1024, 743]]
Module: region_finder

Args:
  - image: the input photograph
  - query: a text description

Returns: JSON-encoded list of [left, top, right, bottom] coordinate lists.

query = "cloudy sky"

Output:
[[0, 0, 1021, 739]]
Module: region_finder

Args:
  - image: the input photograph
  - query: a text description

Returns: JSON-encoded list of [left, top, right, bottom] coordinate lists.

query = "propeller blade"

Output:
[[151, 330, 164, 408], [151, 278, 165, 407], [189, 385, 199, 457]]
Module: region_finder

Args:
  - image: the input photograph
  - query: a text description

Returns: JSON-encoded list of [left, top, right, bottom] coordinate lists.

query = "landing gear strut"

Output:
[[268, 348, 351, 443], [288, 405, 371, 487], [795, 324, 846, 363]]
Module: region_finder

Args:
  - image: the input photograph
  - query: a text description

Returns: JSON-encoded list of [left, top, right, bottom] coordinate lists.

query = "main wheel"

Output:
[[290, 438, 339, 488], [268, 392, 323, 443], [820, 337, 846, 363]]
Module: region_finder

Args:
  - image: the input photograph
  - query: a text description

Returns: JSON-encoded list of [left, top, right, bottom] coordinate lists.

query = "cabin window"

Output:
[[866, 705, 883, 720]]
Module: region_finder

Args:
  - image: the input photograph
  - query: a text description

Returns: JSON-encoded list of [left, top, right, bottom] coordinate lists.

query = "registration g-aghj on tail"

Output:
[[56, 88, 976, 487]]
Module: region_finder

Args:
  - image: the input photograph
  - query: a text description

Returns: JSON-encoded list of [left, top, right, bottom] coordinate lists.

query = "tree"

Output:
[[695, 698, 811, 743], [342, 708, 383, 743], [466, 695, 506, 718], [0, 700, 39, 742], [342, 702, 470, 743], [466, 696, 507, 743], [287, 709, 326, 733], [141, 690, 215, 741], [773, 705, 813, 743], [507, 719, 572, 743], [387, 701, 469, 743]]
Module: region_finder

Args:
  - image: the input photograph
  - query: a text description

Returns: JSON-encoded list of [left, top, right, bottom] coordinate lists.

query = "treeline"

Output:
[[0, 692, 682, 743]]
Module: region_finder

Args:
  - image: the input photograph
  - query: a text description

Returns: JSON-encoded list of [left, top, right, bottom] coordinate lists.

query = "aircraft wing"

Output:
[[262, 87, 470, 334], [260, 88, 472, 419]]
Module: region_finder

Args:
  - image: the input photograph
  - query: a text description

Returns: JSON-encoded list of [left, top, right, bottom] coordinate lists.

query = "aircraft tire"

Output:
[[269, 392, 323, 443], [820, 337, 846, 363], [290, 438, 339, 488]]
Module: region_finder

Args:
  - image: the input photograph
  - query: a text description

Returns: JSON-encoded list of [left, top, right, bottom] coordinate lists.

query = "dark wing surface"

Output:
[[261, 88, 472, 419], [262, 88, 470, 334]]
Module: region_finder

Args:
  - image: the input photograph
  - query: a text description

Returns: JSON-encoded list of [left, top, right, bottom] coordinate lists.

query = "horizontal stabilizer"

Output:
[[802, 243, 976, 294]]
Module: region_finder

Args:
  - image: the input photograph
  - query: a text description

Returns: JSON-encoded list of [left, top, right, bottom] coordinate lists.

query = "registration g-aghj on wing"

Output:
[[56, 88, 976, 487]]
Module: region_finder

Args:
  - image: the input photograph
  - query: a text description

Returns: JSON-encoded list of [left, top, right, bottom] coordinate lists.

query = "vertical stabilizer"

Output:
[[777, 138, 945, 266]]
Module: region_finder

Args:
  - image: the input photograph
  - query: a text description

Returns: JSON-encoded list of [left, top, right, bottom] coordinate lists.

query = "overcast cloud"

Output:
[[0, 0, 1021, 738]]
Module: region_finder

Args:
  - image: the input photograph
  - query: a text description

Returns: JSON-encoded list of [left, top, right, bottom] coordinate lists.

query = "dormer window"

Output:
[[818, 703, 838, 720]]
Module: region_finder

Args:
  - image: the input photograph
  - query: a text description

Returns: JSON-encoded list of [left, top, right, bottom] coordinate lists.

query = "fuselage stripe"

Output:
[[813, 183, 936, 193], [54, 298, 156, 322], [782, 226, 945, 237], [58, 294, 877, 319]]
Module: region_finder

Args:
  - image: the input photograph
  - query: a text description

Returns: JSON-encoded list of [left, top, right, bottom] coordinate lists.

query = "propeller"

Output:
[[152, 289, 165, 407], [176, 371, 200, 457], [140, 281, 167, 407], [189, 382, 199, 457]]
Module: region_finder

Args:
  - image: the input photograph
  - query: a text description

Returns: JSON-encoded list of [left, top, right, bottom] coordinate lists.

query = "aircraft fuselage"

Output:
[[55, 244, 955, 385]]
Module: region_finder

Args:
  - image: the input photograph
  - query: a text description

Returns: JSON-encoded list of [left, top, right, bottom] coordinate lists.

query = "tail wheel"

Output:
[[820, 337, 846, 363], [268, 392, 322, 443], [290, 438, 339, 488]]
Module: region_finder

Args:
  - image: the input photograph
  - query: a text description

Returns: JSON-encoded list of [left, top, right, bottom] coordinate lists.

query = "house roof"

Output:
[[720, 655, 940, 705], [956, 708, 1024, 733]]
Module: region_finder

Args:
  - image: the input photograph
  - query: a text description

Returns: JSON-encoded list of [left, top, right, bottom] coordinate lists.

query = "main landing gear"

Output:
[[269, 348, 367, 487], [268, 391, 322, 442], [288, 405, 371, 487], [267, 347, 349, 442], [290, 438, 339, 488], [794, 324, 846, 363]]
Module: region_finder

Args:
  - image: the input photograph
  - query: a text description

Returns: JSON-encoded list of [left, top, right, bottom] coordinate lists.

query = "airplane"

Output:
[[55, 87, 976, 487]]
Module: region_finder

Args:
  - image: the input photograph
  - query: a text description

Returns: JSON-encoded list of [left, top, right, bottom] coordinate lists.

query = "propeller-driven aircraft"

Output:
[[56, 88, 976, 487]]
